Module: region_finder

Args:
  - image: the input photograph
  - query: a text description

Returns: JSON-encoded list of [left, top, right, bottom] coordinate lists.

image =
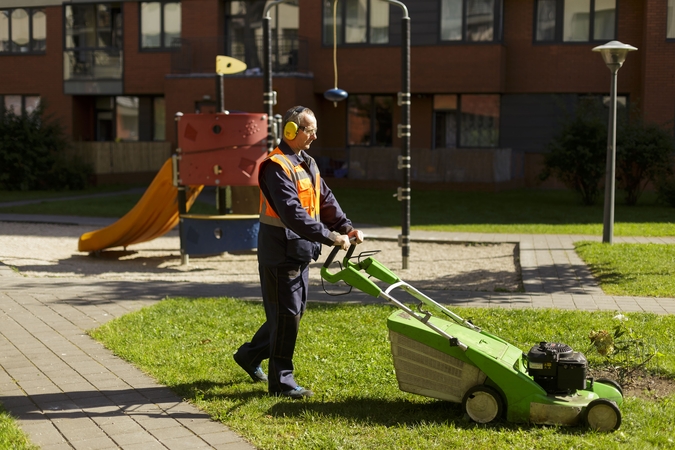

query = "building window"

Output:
[[440, 0, 502, 42], [94, 95, 165, 141], [348, 94, 393, 147], [140, 1, 181, 49], [434, 94, 500, 148], [225, 0, 300, 72], [0, 8, 46, 53], [1, 95, 40, 115], [323, 0, 389, 45], [65, 3, 122, 50], [535, 0, 616, 43], [668, 0, 675, 39], [64, 3, 123, 90]]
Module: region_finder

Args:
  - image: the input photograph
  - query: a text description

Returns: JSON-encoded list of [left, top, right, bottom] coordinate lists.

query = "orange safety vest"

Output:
[[259, 148, 321, 228]]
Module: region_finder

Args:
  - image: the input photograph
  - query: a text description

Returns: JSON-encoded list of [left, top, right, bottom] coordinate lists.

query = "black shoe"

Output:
[[276, 386, 314, 399], [233, 352, 268, 383]]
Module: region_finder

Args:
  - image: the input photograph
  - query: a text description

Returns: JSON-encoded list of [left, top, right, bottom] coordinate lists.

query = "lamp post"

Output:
[[592, 41, 637, 244]]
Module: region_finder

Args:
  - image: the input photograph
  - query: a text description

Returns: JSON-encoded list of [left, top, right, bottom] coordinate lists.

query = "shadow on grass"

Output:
[[170, 380, 591, 435]]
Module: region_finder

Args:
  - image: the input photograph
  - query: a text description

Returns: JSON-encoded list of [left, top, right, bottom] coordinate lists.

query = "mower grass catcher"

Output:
[[320, 245, 623, 432]]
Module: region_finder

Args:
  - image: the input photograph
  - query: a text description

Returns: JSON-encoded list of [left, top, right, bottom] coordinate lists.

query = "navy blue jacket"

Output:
[[257, 141, 354, 266]]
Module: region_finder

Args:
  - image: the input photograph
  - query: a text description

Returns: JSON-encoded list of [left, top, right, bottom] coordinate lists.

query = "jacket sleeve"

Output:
[[259, 160, 340, 246], [318, 178, 354, 236]]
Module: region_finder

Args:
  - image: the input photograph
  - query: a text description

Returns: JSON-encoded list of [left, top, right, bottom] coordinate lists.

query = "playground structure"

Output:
[[174, 111, 267, 263], [78, 54, 269, 261], [78, 111, 268, 261]]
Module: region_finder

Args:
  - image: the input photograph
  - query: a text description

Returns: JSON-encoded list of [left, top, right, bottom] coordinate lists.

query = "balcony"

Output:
[[63, 48, 123, 95], [170, 36, 309, 75]]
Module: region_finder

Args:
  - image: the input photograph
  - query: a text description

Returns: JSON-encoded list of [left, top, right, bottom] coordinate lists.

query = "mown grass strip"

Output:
[[575, 242, 675, 297]]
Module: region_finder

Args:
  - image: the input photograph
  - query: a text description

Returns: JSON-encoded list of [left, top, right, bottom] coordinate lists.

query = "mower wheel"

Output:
[[595, 378, 623, 397], [462, 385, 503, 424], [585, 398, 621, 432]]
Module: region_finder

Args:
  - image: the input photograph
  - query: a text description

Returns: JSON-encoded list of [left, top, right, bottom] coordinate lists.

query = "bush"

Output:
[[655, 173, 675, 207], [541, 100, 607, 205], [0, 104, 92, 191], [616, 119, 675, 205]]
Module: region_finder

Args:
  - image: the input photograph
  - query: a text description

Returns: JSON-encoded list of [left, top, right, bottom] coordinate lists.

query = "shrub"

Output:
[[616, 119, 675, 205], [655, 173, 675, 207], [541, 100, 607, 205], [0, 104, 92, 191]]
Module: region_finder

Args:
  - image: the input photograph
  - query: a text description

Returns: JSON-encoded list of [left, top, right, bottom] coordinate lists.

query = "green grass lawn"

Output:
[[334, 188, 675, 236], [576, 242, 675, 297], [0, 184, 143, 204], [90, 297, 675, 450], [0, 186, 216, 218], [0, 405, 38, 450], [2, 187, 673, 236]]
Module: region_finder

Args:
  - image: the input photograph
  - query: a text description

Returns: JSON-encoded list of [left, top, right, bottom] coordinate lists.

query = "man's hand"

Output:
[[333, 234, 351, 250], [333, 230, 365, 251], [348, 229, 364, 244]]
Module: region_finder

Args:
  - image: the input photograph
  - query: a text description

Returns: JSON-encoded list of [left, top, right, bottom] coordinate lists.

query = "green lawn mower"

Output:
[[320, 245, 623, 432]]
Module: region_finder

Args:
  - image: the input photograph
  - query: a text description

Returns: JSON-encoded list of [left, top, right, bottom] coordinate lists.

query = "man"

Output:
[[233, 106, 364, 399]]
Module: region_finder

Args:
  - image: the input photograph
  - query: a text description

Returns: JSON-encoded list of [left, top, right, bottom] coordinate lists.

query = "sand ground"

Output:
[[0, 221, 521, 292]]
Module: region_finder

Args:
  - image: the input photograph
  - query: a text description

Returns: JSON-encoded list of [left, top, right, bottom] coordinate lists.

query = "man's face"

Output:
[[289, 114, 318, 153]]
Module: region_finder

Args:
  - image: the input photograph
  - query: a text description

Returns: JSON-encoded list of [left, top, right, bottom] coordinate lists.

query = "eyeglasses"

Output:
[[298, 125, 318, 136]]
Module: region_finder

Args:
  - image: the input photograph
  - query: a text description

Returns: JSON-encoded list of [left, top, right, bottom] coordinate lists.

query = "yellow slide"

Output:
[[78, 158, 203, 252]]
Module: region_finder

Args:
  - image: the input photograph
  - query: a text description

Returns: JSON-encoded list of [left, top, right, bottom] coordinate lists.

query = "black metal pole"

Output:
[[401, 15, 411, 269], [215, 73, 229, 214], [216, 74, 225, 113], [385, 0, 411, 269], [174, 111, 189, 265], [263, 4, 278, 153]]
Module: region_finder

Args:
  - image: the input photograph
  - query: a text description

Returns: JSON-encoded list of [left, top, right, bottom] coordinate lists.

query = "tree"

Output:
[[0, 104, 91, 191], [616, 119, 675, 205], [541, 100, 607, 205]]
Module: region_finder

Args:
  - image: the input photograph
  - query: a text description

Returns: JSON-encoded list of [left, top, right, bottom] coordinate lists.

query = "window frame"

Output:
[[224, 1, 301, 73], [139, 1, 182, 52], [438, 0, 504, 44], [63, 2, 123, 51], [347, 93, 395, 147], [1, 94, 41, 116], [0, 7, 47, 55], [322, 0, 390, 47], [93, 95, 165, 142], [667, 0, 675, 40], [533, 0, 618, 44], [432, 93, 501, 149]]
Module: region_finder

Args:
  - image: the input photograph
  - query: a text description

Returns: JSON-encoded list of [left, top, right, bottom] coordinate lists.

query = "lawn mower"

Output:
[[320, 244, 623, 431]]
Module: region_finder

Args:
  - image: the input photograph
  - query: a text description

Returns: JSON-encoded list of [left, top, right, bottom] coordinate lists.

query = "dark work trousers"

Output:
[[235, 262, 309, 393]]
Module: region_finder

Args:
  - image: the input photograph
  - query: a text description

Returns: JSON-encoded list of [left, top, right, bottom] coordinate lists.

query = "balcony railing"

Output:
[[63, 48, 123, 94], [171, 36, 309, 75], [63, 48, 123, 81]]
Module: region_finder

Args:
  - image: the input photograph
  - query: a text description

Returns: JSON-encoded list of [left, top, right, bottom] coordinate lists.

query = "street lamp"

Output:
[[592, 40, 637, 244]]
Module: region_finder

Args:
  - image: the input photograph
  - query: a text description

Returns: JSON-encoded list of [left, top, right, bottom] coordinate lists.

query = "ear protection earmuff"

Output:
[[283, 106, 307, 140], [284, 121, 299, 140]]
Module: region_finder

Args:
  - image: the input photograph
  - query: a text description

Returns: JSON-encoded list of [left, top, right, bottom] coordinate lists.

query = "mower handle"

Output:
[[323, 238, 357, 268]]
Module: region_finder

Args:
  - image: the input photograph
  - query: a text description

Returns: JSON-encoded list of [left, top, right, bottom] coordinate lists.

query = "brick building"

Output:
[[1, 0, 673, 187]]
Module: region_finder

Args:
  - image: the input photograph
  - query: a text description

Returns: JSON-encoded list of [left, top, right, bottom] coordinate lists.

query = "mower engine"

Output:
[[527, 342, 588, 394]]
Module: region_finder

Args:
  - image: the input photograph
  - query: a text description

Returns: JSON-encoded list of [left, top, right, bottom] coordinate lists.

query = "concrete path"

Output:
[[1, 211, 675, 449]]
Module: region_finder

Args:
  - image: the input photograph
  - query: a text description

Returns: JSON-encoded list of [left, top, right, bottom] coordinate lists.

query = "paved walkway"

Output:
[[1, 209, 675, 449]]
